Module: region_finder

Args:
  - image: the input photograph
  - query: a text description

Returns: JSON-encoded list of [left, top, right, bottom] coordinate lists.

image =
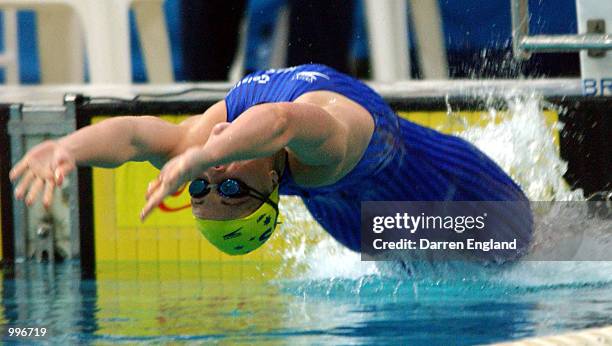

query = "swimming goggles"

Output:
[[189, 178, 278, 210]]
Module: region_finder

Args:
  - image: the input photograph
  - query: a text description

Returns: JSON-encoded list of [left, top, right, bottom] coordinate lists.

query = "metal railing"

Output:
[[511, 0, 612, 59]]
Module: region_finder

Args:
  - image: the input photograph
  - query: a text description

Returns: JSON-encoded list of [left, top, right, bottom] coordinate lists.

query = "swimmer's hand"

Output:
[[9, 140, 76, 208], [141, 146, 205, 220]]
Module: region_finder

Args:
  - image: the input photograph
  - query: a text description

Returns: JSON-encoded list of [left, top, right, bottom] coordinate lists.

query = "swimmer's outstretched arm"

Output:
[[141, 102, 350, 219], [60, 116, 184, 167], [204, 102, 349, 166], [9, 115, 189, 207], [10, 101, 227, 208]]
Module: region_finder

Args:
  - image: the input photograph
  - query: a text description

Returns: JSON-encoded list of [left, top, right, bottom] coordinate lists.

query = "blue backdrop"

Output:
[[0, 0, 577, 83]]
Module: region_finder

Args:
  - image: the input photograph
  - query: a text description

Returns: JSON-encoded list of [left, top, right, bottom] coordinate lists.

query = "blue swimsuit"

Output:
[[225, 64, 532, 256]]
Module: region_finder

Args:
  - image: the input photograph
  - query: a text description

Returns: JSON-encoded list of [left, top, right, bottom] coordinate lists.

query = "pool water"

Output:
[[2, 94, 610, 344], [1, 261, 612, 345]]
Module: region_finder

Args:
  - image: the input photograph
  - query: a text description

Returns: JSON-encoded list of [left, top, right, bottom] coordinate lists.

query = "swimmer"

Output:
[[10, 64, 532, 260]]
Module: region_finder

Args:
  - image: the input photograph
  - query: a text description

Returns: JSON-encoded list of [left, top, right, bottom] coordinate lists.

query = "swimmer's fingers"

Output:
[[53, 158, 75, 186], [14, 171, 35, 200], [141, 177, 167, 219], [9, 158, 29, 182], [146, 178, 162, 200], [42, 179, 56, 209], [141, 153, 195, 220], [140, 196, 157, 221], [25, 177, 45, 207], [11, 143, 51, 182], [142, 172, 185, 220], [140, 183, 170, 220], [11, 141, 75, 186], [145, 165, 171, 200]]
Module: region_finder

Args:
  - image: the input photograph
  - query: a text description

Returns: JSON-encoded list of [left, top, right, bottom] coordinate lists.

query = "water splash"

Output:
[[457, 93, 582, 201], [275, 198, 381, 280], [276, 92, 610, 289]]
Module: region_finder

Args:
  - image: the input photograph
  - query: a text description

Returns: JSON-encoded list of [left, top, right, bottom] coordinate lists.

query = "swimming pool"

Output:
[[1, 261, 611, 345], [0, 84, 610, 345]]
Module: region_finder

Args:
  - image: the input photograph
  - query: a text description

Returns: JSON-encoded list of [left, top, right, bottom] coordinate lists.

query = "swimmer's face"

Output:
[[190, 156, 278, 220]]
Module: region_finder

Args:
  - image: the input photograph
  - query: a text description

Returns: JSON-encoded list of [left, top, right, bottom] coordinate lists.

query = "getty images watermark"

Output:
[[371, 211, 495, 249], [361, 201, 611, 262]]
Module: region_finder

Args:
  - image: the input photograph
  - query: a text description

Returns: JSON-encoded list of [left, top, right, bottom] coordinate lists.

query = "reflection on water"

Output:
[[1, 94, 610, 344], [1, 261, 611, 345]]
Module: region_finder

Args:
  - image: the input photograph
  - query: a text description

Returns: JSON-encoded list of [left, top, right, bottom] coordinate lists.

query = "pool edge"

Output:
[[491, 325, 612, 345]]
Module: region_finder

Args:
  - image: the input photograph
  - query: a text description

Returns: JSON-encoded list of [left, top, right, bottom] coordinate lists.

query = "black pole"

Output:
[[70, 96, 96, 280], [0, 105, 15, 265]]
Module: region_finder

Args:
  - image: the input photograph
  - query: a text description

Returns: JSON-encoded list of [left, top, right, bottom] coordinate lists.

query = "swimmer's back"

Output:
[[225, 64, 393, 123], [226, 64, 402, 192], [225, 65, 532, 257]]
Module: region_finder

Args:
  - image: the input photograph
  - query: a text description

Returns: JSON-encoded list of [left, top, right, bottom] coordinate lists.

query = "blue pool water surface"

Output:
[[1, 261, 611, 345], [1, 94, 610, 344]]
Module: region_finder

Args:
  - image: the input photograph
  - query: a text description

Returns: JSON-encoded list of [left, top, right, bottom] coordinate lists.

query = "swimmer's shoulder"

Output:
[[286, 91, 375, 187], [294, 91, 374, 135]]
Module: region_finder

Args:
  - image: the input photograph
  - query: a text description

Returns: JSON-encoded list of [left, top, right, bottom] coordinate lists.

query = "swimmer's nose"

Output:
[[204, 164, 229, 182], [205, 164, 226, 175]]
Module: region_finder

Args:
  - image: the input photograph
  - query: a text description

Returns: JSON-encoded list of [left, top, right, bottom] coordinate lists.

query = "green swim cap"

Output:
[[195, 186, 280, 256]]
